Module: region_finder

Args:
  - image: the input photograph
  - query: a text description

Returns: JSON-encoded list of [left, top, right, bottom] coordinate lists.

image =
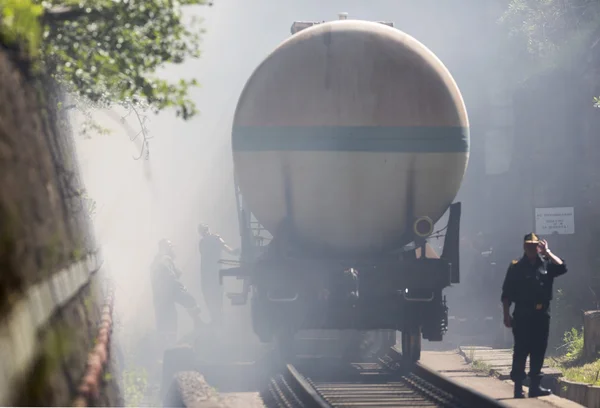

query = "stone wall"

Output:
[[0, 41, 121, 406], [584, 311, 600, 359]]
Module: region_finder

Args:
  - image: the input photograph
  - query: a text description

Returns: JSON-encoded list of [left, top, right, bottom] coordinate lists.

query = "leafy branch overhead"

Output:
[[500, 0, 600, 60], [0, 0, 211, 120], [500, 0, 600, 107]]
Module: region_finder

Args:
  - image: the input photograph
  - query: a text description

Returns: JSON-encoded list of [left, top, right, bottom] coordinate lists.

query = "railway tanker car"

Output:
[[221, 14, 470, 363]]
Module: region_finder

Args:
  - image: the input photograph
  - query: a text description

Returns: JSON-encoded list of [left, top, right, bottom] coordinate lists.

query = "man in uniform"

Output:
[[198, 224, 240, 327], [151, 239, 202, 352], [501, 233, 567, 398]]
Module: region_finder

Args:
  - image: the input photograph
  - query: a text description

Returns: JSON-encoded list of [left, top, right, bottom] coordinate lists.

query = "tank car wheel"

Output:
[[340, 330, 362, 362], [251, 290, 273, 343], [377, 330, 398, 358], [362, 330, 396, 361], [341, 330, 396, 362], [401, 326, 422, 366]]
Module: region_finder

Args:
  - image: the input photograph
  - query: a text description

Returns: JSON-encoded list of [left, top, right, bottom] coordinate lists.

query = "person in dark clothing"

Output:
[[151, 239, 201, 351], [198, 224, 240, 327], [501, 233, 567, 398]]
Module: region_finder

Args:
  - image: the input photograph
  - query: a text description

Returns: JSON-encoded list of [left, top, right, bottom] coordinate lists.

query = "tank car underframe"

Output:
[[248, 255, 451, 343], [221, 202, 462, 349]]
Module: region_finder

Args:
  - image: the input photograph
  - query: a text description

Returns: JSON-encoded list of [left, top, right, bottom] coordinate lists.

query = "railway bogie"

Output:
[[223, 200, 460, 362], [249, 260, 451, 339]]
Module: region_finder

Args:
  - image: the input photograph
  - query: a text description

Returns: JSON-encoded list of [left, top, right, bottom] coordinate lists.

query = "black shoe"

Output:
[[514, 383, 525, 399], [529, 384, 552, 397]]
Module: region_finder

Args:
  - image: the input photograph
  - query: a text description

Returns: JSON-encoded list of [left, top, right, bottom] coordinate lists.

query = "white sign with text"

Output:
[[535, 207, 575, 235]]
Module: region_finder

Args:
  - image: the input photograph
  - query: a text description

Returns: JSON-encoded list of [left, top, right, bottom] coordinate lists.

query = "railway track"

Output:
[[261, 349, 506, 408]]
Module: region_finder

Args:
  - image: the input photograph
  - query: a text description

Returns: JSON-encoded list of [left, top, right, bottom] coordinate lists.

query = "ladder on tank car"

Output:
[[223, 175, 272, 305]]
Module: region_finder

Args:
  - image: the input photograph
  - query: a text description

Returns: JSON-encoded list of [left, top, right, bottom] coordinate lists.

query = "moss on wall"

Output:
[[0, 42, 96, 314], [0, 39, 120, 406], [15, 275, 121, 407]]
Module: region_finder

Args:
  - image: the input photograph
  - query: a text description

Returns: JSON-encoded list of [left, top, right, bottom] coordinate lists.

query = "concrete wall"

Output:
[[558, 379, 600, 408], [0, 42, 121, 406]]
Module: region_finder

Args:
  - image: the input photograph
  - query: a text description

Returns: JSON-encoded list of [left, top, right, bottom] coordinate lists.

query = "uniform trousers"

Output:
[[510, 310, 550, 383]]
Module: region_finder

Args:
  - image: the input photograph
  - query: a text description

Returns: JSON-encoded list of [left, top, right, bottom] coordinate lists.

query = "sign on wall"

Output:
[[535, 207, 575, 235]]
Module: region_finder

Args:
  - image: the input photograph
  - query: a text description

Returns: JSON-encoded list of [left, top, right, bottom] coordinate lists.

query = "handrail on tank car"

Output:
[[225, 175, 273, 305], [233, 176, 271, 254]]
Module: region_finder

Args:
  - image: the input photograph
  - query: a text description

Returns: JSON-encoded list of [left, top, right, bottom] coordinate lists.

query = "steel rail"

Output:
[[388, 346, 506, 408], [284, 364, 331, 408], [412, 362, 506, 408], [263, 353, 508, 408]]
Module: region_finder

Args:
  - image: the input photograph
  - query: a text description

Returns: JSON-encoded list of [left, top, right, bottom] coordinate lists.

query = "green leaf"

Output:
[[500, 1, 600, 107], [0, 0, 44, 56], [1, 0, 210, 120]]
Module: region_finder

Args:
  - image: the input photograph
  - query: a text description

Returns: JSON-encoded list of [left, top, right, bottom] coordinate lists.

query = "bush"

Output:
[[122, 367, 148, 407], [563, 327, 584, 362]]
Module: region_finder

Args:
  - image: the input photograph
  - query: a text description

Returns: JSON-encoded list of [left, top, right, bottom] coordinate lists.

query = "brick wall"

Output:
[[0, 42, 121, 406]]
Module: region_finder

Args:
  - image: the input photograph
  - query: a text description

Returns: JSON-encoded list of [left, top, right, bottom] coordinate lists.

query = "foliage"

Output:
[[562, 359, 600, 385], [120, 101, 154, 160], [472, 359, 492, 374], [60, 97, 110, 138], [562, 327, 585, 362], [1, 0, 209, 120], [549, 327, 600, 386], [122, 367, 148, 407], [117, 326, 163, 407], [499, 0, 600, 100], [0, 0, 44, 56], [548, 288, 579, 351], [80, 190, 97, 219], [500, 0, 600, 60]]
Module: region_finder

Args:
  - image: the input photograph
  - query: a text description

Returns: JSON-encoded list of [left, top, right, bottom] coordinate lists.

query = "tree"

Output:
[[1, 0, 211, 120], [499, 0, 600, 105], [500, 0, 600, 58]]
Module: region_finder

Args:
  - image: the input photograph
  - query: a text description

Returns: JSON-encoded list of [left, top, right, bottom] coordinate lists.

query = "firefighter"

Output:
[[198, 224, 240, 327], [151, 239, 201, 352], [501, 233, 567, 398]]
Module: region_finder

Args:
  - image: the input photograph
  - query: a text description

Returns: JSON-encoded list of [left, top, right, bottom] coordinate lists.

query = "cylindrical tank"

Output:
[[232, 20, 469, 256]]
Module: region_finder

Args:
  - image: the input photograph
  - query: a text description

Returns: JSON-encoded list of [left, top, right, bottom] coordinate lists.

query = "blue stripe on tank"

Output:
[[232, 126, 469, 153]]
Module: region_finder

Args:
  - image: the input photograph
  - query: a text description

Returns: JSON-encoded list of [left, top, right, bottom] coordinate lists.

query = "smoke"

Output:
[[68, 0, 565, 370]]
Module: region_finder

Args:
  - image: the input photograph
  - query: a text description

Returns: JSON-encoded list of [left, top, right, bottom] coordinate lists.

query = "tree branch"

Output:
[[42, 6, 106, 25]]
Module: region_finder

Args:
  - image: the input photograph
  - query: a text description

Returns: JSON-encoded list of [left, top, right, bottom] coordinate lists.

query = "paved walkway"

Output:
[[420, 351, 582, 408], [459, 346, 563, 381]]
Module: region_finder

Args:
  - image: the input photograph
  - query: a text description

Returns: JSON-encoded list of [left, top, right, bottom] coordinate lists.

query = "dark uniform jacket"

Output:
[[151, 254, 196, 333], [501, 254, 568, 316]]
